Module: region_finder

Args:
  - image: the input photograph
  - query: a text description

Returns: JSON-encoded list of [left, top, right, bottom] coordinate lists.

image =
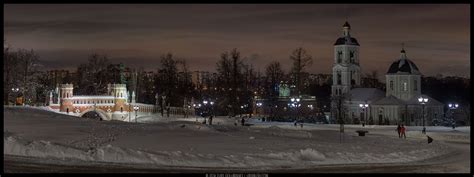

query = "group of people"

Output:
[[397, 124, 407, 139]]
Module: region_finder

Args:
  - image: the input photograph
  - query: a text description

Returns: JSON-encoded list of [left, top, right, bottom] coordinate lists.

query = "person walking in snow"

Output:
[[241, 117, 245, 126], [400, 124, 406, 139], [397, 124, 402, 138]]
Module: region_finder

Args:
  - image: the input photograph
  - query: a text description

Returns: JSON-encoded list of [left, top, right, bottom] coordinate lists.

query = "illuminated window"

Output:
[[403, 82, 407, 91]]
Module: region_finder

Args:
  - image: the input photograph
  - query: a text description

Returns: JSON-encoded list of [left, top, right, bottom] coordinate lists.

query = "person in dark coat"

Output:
[[209, 116, 213, 125], [241, 117, 245, 126], [397, 124, 402, 138]]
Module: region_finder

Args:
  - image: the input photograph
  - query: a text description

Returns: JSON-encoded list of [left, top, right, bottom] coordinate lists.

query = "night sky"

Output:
[[4, 4, 470, 79]]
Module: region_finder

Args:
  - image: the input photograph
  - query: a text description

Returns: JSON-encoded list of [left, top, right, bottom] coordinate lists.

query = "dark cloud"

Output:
[[4, 4, 469, 78]]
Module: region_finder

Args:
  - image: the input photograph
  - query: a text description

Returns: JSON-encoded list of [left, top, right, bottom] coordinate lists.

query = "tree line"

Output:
[[3, 42, 470, 123]]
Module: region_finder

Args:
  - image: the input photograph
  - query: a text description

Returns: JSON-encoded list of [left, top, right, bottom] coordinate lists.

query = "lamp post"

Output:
[[448, 103, 459, 129], [12, 87, 19, 105], [290, 97, 301, 122], [193, 103, 201, 121], [133, 106, 139, 123], [418, 96, 429, 134], [256, 102, 263, 118], [210, 101, 214, 116], [203, 100, 208, 123], [94, 103, 97, 116], [359, 103, 369, 127]]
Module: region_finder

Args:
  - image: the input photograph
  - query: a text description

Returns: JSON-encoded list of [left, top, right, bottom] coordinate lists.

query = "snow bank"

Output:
[[4, 134, 453, 168], [267, 148, 326, 162], [3, 107, 462, 169], [5, 136, 93, 161]]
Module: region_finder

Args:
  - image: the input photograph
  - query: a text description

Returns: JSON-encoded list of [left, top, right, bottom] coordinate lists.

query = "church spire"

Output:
[[343, 21, 351, 37], [400, 43, 407, 59]]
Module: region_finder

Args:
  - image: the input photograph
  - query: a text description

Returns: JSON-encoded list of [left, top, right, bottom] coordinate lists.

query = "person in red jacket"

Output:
[[400, 124, 407, 139]]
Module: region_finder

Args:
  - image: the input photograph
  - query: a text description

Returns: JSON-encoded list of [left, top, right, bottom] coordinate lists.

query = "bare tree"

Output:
[[155, 53, 178, 116], [76, 53, 110, 95], [14, 49, 41, 105], [4, 41, 13, 104], [265, 61, 285, 118], [290, 47, 313, 95], [216, 48, 245, 116]]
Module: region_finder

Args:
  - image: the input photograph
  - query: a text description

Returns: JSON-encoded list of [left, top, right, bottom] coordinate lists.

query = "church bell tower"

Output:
[[331, 21, 361, 97]]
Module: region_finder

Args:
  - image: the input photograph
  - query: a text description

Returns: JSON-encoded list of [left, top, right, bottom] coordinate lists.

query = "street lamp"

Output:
[[290, 97, 301, 122], [94, 102, 97, 114], [193, 103, 200, 121], [256, 102, 263, 117], [133, 106, 139, 123], [12, 88, 20, 105], [210, 101, 214, 116], [418, 96, 429, 134], [203, 100, 209, 123], [448, 103, 459, 129], [359, 103, 369, 127]]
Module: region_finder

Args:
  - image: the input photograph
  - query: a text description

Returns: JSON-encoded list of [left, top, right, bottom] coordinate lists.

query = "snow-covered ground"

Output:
[[4, 106, 470, 171]]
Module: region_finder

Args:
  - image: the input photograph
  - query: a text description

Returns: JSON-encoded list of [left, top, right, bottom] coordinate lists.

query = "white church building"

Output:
[[330, 21, 444, 126]]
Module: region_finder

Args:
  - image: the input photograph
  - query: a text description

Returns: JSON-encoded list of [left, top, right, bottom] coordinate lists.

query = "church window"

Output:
[[390, 81, 393, 90], [337, 72, 342, 85], [414, 80, 418, 91], [337, 51, 342, 63], [403, 82, 407, 91], [350, 51, 354, 63]]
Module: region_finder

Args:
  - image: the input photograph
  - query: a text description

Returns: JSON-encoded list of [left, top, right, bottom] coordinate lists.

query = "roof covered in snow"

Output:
[[387, 49, 421, 75], [334, 37, 360, 46], [372, 95, 406, 105], [346, 88, 385, 102]]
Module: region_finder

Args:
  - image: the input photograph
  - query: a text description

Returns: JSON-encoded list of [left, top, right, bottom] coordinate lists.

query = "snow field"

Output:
[[4, 107, 467, 169]]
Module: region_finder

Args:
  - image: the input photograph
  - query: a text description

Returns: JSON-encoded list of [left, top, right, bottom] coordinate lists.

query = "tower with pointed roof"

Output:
[[331, 21, 361, 97], [385, 46, 421, 101]]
